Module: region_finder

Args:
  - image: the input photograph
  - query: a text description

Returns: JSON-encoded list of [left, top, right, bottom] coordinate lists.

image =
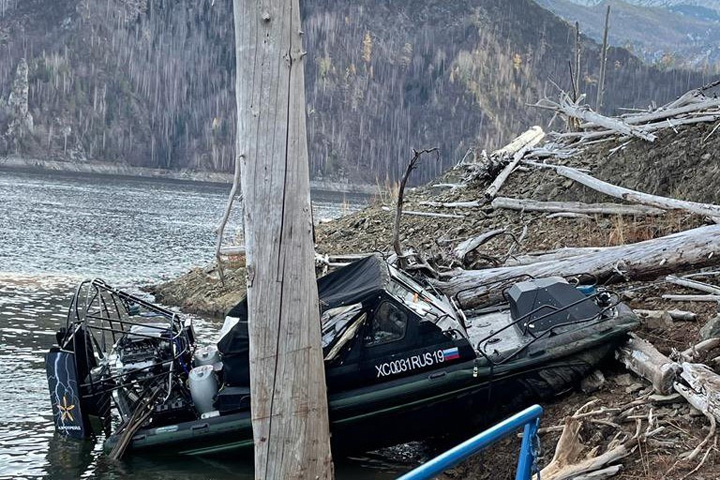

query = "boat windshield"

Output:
[[387, 267, 463, 333]]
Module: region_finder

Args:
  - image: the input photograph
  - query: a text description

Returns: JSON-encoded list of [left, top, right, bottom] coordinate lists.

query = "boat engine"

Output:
[[112, 325, 176, 379], [47, 279, 198, 439]]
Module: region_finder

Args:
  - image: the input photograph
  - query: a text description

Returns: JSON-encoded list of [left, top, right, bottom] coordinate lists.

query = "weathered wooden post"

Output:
[[233, 0, 334, 478]]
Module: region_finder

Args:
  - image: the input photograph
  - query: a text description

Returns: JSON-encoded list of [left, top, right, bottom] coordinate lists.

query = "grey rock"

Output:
[[580, 369, 606, 393], [625, 382, 644, 394], [5, 58, 34, 141], [614, 373, 634, 386], [699, 314, 720, 341]]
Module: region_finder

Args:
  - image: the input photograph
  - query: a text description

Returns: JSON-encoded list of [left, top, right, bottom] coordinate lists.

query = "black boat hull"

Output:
[[105, 340, 618, 455]]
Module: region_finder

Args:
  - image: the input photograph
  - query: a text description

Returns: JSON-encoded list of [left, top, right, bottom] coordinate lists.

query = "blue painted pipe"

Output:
[[397, 404, 543, 480]]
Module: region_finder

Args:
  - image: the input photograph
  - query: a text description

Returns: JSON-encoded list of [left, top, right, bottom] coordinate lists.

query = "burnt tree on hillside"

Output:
[[0, 0, 713, 183]]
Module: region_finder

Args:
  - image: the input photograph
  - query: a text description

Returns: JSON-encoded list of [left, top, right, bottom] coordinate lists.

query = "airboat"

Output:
[[46, 255, 638, 456]]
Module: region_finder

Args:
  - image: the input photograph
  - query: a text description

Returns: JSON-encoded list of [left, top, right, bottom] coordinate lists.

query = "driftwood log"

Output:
[[453, 228, 506, 263], [485, 127, 545, 199], [666, 275, 720, 295], [465, 126, 545, 183], [535, 95, 657, 142], [634, 309, 697, 322], [492, 125, 545, 158], [436, 224, 720, 308], [616, 333, 680, 395], [553, 112, 720, 142], [530, 163, 720, 220], [662, 294, 720, 302], [546, 212, 591, 219], [537, 416, 636, 480], [623, 97, 720, 126], [419, 200, 482, 208], [492, 197, 665, 216], [676, 362, 720, 423], [681, 338, 720, 362]]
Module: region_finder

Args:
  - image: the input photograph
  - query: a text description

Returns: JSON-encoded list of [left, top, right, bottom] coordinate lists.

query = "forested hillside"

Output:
[[0, 0, 714, 183]]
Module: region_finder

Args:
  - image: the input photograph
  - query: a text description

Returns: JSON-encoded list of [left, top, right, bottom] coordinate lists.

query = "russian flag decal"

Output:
[[442, 347, 460, 361]]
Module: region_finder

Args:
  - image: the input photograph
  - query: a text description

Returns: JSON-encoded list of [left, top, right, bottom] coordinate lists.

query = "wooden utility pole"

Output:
[[596, 5, 611, 112], [233, 0, 334, 478]]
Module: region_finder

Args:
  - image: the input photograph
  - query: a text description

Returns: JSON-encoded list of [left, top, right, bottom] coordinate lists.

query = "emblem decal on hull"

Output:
[[58, 396, 76, 422]]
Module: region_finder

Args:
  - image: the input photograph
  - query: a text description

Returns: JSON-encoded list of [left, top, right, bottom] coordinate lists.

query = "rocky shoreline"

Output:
[[0, 155, 377, 193]]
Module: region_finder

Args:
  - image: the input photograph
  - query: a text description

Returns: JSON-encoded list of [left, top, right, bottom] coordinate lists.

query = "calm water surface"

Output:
[[0, 170, 405, 479]]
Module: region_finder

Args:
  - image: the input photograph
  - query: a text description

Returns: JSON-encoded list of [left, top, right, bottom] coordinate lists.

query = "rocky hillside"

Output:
[[0, 0, 714, 184]]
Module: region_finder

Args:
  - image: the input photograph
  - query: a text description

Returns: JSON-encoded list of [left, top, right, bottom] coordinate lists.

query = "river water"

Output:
[[0, 170, 404, 479]]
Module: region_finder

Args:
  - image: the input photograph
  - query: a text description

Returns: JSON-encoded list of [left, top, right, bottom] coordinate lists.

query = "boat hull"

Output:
[[106, 340, 619, 455]]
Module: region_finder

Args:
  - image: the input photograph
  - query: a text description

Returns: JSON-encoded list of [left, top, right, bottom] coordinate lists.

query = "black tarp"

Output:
[[217, 255, 389, 385]]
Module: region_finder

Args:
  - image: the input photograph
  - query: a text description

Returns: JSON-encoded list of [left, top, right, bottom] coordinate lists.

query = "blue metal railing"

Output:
[[397, 404, 543, 480]]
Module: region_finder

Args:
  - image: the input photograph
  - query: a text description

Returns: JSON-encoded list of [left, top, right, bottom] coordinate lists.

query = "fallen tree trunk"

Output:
[[634, 309, 697, 322], [492, 125, 545, 158], [530, 163, 720, 220], [436, 224, 720, 307], [536, 95, 657, 142], [504, 247, 610, 266], [485, 128, 545, 199], [616, 333, 680, 395], [546, 212, 591, 219], [662, 294, 720, 302], [666, 275, 720, 295], [464, 127, 544, 183], [492, 197, 665, 216], [667, 310, 698, 322], [623, 97, 720, 126], [682, 338, 720, 362], [675, 363, 720, 424], [419, 200, 482, 208], [453, 228, 506, 263]]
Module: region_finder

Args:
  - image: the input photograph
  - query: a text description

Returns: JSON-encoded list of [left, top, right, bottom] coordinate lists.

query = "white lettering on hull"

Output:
[[375, 349, 447, 378]]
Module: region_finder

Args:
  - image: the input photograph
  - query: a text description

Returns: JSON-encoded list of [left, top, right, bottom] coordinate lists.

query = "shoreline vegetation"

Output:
[[0, 155, 377, 194]]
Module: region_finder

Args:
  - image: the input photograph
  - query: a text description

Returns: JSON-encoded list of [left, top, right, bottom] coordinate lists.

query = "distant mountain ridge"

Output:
[[0, 0, 714, 184], [536, 0, 720, 70], [562, 0, 720, 13]]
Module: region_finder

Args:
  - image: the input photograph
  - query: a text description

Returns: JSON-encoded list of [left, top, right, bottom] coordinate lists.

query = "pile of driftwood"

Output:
[[443, 86, 720, 479], [310, 86, 720, 478], [528, 268, 720, 480], [369, 85, 720, 478], [533, 82, 720, 154], [378, 83, 720, 280]]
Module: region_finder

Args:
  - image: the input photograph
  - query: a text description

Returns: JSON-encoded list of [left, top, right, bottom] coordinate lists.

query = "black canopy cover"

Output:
[[217, 255, 389, 356]]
